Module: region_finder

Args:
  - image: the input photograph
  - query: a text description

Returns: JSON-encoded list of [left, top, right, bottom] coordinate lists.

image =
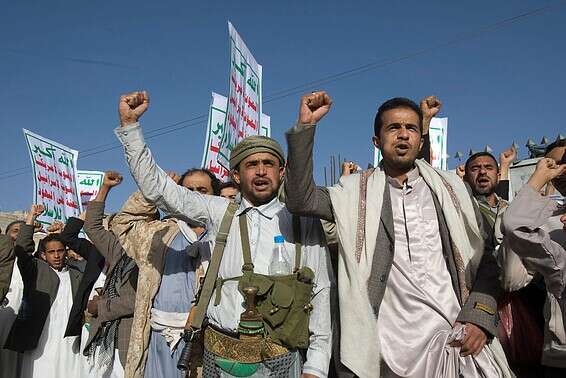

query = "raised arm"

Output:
[[418, 96, 443, 163], [59, 215, 90, 260], [502, 158, 566, 298], [15, 204, 43, 277], [285, 92, 335, 222], [114, 91, 225, 226], [495, 145, 517, 200], [84, 171, 125, 266]]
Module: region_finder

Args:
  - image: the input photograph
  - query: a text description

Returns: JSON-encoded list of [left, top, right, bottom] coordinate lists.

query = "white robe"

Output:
[[378, 171, 503, 377], [20, 268, 83, 378], [327, 160, 513, 377], [0, 261, 24, 378]]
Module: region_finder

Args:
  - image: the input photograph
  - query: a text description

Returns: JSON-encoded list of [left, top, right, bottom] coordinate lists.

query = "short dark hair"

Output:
[[373, 97, 423, 137], [38, 234, 66, 254], [545, 138, 566, 156], [465, 152, 499, 173], [219, 181, 239, 191], [178, 168, 221, 196], [6, 220, 24, 234]]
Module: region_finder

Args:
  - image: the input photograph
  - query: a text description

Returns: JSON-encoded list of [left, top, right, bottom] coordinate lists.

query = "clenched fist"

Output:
[[499, 146, 517, 167], [47, 221, 64, 234], [103, 171, 123, 188], [456, 164, 465, 179], [420, 96, 442, 134], [119, 91, 150, 127], [421, 96, 442, 120], [298, 91, 333, 125], [341, 161, 360, 177], [31, 204, 45, 218], [167, 171, 181, 184], [26, 204, 45, 225]]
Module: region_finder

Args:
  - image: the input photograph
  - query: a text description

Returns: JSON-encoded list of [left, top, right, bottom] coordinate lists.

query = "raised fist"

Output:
[[47, 221, 64, 234], [456, 164, 465, 179], [119, 91, 150, 127], [167, 171, 181, 184], [420, 96, 442, 120], [298, 91, 333, 125], [31, 204, 45, 217], [500, 146, 517, 167], [103, 171, 123, 187], [341, 161, 360, 177]]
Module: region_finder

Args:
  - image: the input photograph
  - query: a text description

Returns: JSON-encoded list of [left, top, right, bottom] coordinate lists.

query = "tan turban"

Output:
[[229, 135, 285, 170]]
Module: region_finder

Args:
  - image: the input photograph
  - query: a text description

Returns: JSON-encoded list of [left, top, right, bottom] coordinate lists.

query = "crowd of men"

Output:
[[0, 90, 564, 378]]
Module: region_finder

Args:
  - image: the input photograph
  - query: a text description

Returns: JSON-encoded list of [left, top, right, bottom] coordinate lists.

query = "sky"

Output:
[[1, 0, 565, 212]]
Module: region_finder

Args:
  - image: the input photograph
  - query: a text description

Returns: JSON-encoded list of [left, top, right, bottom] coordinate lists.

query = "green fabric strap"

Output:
[[191, 202, 239, 329], [478, 202, 497, 228], [239, 213, 254, 271], [238, 214, 302, 273], [292, 215, 302, 272]]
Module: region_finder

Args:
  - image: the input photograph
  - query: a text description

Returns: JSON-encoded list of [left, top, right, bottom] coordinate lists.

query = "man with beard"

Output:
[[284, 91, 513, 377], [108, 168, 216, 378], [502, 144, 566, 378], [463, 148, 516, 246], [113, 91, 332, 378]]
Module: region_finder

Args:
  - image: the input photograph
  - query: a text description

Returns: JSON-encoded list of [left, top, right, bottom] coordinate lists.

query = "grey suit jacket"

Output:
[[285, 124, 500, 341], [83, 200, 138, 366], [0, 235, 15, 302], [5, 224, 83, 352]]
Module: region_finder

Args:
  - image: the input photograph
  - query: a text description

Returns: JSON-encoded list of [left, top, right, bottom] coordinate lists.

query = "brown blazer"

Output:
[[83, 200, 138, 366]]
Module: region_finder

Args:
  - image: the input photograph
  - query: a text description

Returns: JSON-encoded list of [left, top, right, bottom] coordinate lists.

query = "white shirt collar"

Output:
[[235, 196, 283, 220]]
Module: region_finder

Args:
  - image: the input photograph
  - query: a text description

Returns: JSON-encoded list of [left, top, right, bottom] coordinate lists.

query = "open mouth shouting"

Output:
[[252, 178, 271, 192], [394, 142, 411, 155]]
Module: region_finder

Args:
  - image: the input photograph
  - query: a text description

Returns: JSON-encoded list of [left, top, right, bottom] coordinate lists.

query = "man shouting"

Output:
[[284, 92, 513, 378]]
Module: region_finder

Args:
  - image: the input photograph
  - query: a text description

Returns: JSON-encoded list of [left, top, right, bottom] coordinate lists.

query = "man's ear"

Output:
[[372, 135, 381, 149], [40, 252, 46, 261], [232, 168, 241, 185]]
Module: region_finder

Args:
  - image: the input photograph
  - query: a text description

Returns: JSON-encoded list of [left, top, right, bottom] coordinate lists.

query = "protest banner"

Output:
[[509, 157, 540, 200], [77, 170, 104, 208], [23, 129, 81, 226], [202, 92, 271, 182], [373, 117, 448, 170], [217, 22, 262, 169], [202, 92, 231, 181], [260, 113, 271, 137], [429, 117, 448, 170]]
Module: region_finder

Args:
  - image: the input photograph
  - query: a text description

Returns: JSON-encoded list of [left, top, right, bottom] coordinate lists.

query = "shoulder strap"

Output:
[[191, 202, 239, 329], [239, 214, 254, 272], [239, 211, 303, 273], [292, 215, 302, 272]]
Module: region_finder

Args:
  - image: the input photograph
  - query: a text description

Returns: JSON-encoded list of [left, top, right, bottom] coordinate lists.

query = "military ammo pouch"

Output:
[[233, 214, 315, 349], [193, 204, 314, 352]]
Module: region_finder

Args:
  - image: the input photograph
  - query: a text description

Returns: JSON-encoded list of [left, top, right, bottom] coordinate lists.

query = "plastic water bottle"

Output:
[[269, 235, 292, 275]]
